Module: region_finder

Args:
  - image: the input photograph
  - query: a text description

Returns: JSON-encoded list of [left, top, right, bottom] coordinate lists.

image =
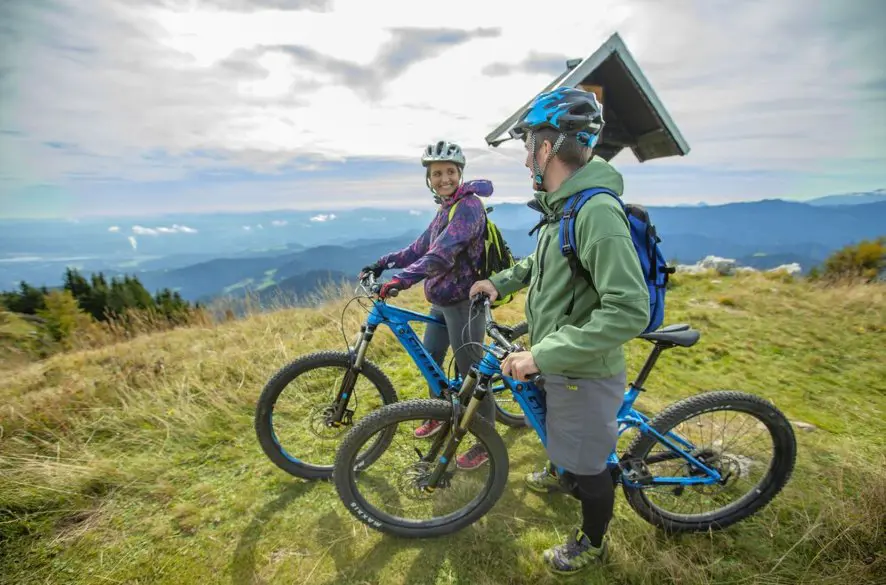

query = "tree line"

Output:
[[1, 268, 195, 322]]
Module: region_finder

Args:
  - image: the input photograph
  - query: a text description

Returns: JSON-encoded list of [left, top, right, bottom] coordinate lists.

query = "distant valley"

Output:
[[2, 189, 884, 306]]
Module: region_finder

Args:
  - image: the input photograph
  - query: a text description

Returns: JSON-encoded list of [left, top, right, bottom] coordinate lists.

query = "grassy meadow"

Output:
[[1, 272, 884, 584]]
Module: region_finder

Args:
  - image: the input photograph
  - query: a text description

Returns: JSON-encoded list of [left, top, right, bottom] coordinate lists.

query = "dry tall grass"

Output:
[[1, 272, 884, 584]]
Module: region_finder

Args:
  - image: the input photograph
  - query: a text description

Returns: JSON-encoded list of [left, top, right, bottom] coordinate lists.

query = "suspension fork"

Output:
[[330, 323, 375, 425], [423, 368, 488, 490]]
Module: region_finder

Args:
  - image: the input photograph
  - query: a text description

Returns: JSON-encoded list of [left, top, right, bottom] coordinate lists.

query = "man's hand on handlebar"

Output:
[[469, 280, 498, 303], [467, 290, 546, 387], [501, 350, 540, 382]]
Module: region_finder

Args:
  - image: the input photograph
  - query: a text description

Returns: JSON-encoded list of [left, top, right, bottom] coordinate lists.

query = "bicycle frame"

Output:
[[360, 299, 454, 396], [326, 276, 519, 429], [437, 300, 724, 490], [347, 275, 504, 401]]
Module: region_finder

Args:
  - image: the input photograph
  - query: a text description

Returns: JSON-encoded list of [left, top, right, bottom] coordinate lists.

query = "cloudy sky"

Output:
[[1, 0, 884, 218]]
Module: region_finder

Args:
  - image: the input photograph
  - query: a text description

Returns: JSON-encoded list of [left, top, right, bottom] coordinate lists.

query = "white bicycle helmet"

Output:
[[421, 140, 466, 168]]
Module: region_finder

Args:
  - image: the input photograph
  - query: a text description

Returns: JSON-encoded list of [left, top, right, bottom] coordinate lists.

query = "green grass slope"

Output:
[[1, 273, 884, 585]]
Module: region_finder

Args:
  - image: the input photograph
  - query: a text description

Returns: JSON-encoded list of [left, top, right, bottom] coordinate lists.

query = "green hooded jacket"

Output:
[[489, 156, 650, 379]]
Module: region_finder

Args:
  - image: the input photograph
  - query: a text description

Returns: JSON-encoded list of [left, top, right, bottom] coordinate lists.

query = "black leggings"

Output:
[[560, 468, 615, 548]]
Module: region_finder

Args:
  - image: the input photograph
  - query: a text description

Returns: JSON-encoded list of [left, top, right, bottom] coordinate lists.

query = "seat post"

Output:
[[633, 343, 667, 389]]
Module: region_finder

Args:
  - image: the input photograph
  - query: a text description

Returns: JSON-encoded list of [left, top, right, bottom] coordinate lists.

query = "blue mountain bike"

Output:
[[254, 274, 529, 480], [332, 294, 797, 537]]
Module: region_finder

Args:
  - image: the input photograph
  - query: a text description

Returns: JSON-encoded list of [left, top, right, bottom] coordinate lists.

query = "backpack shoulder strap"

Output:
[[558, 187, 621, 316], [558, 187, 622, 259], [448, 194, 488, 223], [447, 200, 459, 222]]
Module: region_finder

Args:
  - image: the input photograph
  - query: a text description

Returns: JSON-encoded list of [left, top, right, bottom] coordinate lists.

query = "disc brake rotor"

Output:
[[396, 461, 454, 500], [307, 403, 352, 439]]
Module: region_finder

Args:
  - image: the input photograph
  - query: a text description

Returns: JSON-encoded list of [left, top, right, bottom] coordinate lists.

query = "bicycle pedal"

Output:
[[619, 459, 653, 486]]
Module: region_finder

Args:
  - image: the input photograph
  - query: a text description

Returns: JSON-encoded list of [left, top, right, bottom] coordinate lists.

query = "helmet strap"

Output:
[[529, 131, 566, 191]]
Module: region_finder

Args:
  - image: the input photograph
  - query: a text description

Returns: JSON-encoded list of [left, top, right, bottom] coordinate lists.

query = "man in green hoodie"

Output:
[[470, 87, 650, 575]]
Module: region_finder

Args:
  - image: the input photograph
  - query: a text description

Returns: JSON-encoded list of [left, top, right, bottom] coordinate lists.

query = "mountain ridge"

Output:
[[4, 195, 885, 301]]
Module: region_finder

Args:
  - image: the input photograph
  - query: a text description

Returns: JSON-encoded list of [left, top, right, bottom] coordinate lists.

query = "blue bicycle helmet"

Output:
[[512, 87, 605, 145], [512, 88, 605, 190]]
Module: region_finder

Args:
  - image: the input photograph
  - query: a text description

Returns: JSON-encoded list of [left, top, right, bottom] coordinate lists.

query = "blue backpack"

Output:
[[558, 187, 673, 333]]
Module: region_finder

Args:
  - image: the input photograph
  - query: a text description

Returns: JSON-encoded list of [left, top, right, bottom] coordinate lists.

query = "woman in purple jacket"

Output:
[[359, 140, 493, 470]]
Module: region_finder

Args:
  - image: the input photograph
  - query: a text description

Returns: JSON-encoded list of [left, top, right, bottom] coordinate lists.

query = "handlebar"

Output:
[[357, 272, 399, 298], [471, 293, 545, 387], [354, 277, 541, 385]]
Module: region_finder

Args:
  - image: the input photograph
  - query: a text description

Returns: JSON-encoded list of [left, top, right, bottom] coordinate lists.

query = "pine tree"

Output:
[[83, 272, 110, 320], [63, 268, 93, 302], [6, 282, 47, 315], [124, 275, 156, 311], [37, 289, 87, 348]]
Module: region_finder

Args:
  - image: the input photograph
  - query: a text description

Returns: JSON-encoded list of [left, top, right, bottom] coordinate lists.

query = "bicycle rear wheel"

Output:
[[621, 390, 797, 533], [333, 398, 510, 538]]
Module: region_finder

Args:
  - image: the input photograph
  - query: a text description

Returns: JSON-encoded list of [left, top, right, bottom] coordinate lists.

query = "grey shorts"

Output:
[[544, 371, 626, 475]]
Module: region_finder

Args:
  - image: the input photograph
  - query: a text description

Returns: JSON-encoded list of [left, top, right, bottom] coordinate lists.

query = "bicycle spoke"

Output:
[[639, 408, 776, 520], [350, 415, 496, 524], [271, 366, 386, 466]]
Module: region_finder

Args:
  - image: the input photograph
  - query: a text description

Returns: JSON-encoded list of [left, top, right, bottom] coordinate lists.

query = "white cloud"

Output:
[[127, 235, 137, 250], [108, 225, 120, 232], [310, 213, 336, 222], [132, 225, 159, 235], [361, 217, 386, 222], [243, 225, 252, 230], [270, 219, 288, 226], [1, 0, 884, 213], [132, 224, 197, 235], [408, 210, 423, 216]]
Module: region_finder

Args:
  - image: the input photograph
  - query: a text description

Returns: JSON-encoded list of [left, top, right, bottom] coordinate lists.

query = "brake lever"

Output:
[[497, 324, 515, 339]]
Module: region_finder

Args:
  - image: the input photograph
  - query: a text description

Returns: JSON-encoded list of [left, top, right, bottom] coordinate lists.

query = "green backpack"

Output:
[[448, 195, 516, 307]]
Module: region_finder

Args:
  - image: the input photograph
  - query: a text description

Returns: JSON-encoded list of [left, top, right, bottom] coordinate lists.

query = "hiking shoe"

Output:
[[525, 464, 561, 493], [456, 444, 488, 470], [414, 420, 443, 439], [543, 528, 609, 575]]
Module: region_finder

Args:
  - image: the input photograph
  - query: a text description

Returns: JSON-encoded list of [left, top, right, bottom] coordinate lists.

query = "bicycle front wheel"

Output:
[[333, 398, 510, 538], [255, 351, 397, 480]]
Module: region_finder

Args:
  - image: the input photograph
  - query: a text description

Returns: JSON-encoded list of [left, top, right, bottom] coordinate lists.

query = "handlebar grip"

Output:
[[471, 292, 488, 304]]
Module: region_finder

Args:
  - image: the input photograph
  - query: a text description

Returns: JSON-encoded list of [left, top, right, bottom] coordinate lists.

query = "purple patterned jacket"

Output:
[[377, 180, 492, 306]]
